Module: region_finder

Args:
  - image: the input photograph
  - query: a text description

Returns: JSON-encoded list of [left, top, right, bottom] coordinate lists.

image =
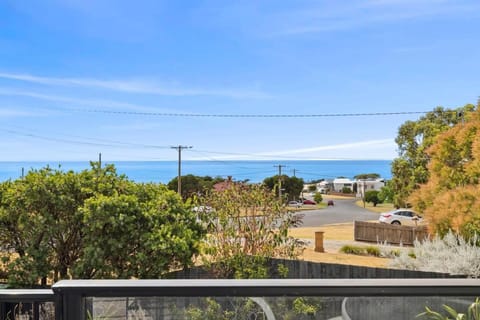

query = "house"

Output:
[[316, 180, 333, 194], [355, 178, 386, 197], [332, 178, 354, 192]]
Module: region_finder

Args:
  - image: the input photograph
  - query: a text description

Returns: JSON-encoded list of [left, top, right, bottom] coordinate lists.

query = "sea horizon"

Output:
[[0, 160, 393, 184]]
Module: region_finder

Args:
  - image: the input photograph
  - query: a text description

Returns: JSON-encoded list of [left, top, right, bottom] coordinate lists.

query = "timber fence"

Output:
[[354, 220, 430, 245]]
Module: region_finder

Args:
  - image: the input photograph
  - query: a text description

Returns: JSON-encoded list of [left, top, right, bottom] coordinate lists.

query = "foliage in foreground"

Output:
[[409, 108, 480, 239], [0, 163, 205, 287], [179, 297, 321, 320], [418, 297, 480, 320], [390, 104, 475, 208], [198, 183, 305, 279], [390, 231, 480, 277]]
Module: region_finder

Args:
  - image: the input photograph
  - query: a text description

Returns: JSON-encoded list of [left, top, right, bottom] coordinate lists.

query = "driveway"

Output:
[[296, 197, 380, 227]]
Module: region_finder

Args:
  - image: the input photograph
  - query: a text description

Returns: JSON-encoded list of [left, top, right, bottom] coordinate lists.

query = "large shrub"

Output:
[[0, 163, 205, 287], [198, 183, 304, 278], [390, 231, 480, 277]]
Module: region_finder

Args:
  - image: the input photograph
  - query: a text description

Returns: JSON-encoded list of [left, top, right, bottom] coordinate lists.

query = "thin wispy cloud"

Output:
[[265, 0, 480, 35], [192, 139, 396, 161], [0, 72, 270, 99], [259, 139, 395, 156], [0, 108, 38, 118], [0, 87, 181, 113]]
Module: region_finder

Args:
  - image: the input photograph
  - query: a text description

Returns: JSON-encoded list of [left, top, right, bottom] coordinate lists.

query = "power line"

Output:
[[81, 109, 429, 118]]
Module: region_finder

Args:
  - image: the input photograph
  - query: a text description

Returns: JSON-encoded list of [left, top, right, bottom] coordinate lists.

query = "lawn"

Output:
[[289, 223, 393, 268], [355, 200, 395, 213]]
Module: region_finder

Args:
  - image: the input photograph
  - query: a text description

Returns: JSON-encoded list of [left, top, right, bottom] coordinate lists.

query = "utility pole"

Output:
[[274, 164, 286, 200], [292, 169, 296, 177], [171, 145, 192, 195]]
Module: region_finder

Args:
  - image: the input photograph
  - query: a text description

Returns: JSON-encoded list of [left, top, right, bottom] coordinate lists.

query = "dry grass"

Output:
[[355, 200, 395, 213], [299, 247, 389, 268], [289, 223, 353, 241], [289, 222, 392, 268]]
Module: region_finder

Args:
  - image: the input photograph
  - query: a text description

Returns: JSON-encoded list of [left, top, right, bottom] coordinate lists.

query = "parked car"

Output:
[[288, 201, 303, 208], [302, 199, 316, 205], [327, 200, 334, 206], [379, 209, 423, 226]]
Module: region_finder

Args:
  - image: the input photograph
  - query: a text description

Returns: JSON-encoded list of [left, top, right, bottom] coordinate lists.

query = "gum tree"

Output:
[[409, 108, 480, 239], [390, 105, 475, 207]]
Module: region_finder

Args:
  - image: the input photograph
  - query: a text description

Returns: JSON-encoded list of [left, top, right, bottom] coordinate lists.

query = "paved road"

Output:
[[296, 197, 380, 227]]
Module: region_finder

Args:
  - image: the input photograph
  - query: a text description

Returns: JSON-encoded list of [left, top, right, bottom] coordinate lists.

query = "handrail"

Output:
[[52, 278, 480, 297]]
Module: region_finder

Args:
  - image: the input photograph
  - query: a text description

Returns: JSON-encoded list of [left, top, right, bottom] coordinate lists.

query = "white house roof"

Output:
[[333, 178, 353, 183]]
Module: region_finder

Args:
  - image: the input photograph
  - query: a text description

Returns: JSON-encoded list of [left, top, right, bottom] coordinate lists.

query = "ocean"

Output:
[[0, 160, 392, 183]]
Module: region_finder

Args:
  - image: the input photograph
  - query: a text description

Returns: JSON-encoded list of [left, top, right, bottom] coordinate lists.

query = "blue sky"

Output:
[[0, 0, 479, 161]]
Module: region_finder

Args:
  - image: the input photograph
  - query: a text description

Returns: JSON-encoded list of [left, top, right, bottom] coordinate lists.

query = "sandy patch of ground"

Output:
[[289, 223, 396, 268]]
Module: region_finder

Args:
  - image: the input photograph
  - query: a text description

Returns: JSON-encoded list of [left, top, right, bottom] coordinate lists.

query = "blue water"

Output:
[[0, 160, 392, 183]]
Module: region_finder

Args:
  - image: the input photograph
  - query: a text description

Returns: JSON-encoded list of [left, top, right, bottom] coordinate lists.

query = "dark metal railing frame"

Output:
[[1, 279, 480, 320]]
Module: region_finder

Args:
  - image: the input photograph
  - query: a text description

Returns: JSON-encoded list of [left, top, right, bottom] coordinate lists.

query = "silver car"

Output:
[[379, 209, 423, 226]]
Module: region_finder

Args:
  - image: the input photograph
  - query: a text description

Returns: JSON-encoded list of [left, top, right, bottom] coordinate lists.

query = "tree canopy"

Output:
[[353, 173, 380, 180], [263, 175, 304, 201], [390, 105, 475, 207], [0, 163, 205, 287], [364, 190, 380, 207], [409, 108, 480, 239], [167, 174, 224, 199]]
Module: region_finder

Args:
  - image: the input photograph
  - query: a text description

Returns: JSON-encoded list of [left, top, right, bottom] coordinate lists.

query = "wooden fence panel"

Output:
[[354, 221, 429, 245]]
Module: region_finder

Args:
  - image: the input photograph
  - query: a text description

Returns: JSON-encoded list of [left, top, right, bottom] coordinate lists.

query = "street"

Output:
[[296, 197, 380, 227]]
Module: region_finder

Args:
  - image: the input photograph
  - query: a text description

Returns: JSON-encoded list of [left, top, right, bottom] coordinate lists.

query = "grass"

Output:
[[339, 245, 381, 257], [355, 200, 395, 213], [288, 223, 394, 268]]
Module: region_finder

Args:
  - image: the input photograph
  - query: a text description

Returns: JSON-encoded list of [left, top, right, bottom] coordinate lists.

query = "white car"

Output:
[[379, 209, 423, 226], [288, 201, 303, 208]]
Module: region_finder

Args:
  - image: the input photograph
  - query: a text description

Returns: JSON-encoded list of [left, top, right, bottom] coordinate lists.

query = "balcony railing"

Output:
[[0, 279, 479, 320]]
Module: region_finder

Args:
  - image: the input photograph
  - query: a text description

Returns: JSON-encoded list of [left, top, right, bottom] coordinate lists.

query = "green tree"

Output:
[[313, 193, 323, 203], [354, 173, 380, 180], [308, 184, 317, 192], [409, 108, 480, 239], [263, 175, 304, 201], [364, 190, 381, 207], [198, 183, 304, 278], [378, 181, 395, 204], [391, 105, 475, 207], [167, 175, 224, 199], [0, 163, 205, 287]]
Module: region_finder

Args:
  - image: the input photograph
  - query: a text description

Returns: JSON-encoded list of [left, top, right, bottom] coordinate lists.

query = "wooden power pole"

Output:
[[171, 145, 192, 195]]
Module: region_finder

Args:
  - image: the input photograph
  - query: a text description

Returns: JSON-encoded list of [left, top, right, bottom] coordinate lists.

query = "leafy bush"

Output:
[[340, 245, 365, 255], [313, 192, 323, 203], [390, 231, 480, 277], [199, 183, 305, 278], [366, 246, 381, 257], [364, 190, 381, 207], [418, 297, 480, 320], [342, 187, 352, 194]]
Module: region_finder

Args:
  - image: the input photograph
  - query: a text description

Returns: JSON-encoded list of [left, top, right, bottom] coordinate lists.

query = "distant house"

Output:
[[316, 180, 333, 194], [355, 178, 386, 197], [333, 178, 354, 192]]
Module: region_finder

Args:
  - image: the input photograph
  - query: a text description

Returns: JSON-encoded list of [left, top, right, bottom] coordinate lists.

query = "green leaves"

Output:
[[198, 183, 305, 278], [0, 163, 205, 286], [418, 298, 480, 320]]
